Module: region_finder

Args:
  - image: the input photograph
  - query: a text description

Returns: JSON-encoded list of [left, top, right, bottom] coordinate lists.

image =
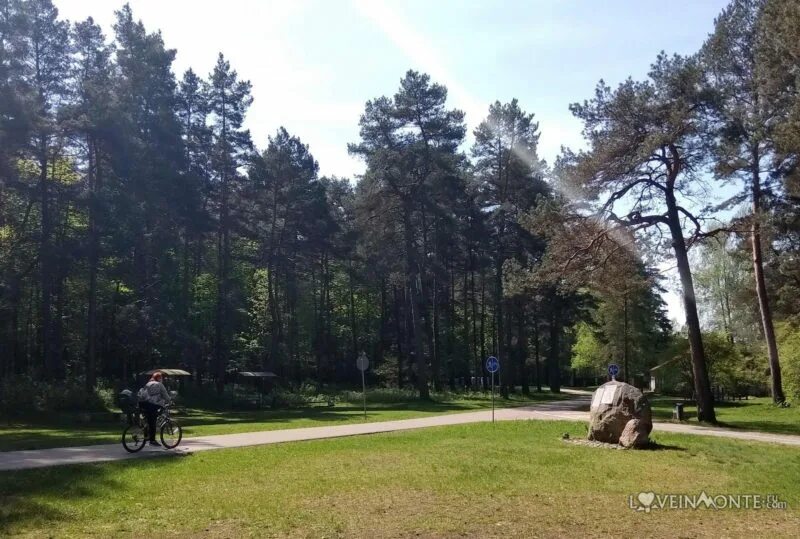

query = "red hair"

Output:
[[151, 371, 163, 382]]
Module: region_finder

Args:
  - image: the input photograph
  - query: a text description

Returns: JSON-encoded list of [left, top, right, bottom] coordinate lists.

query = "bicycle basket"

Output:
[[118, 389, 138, 413]]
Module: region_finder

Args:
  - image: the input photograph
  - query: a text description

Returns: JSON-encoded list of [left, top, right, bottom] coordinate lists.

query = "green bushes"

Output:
[[0, 376, 115, 416], [654, 332, 768, 397], [703, 332, 767, 396], [0, 376, 525, 418], [776, 321, 800, 402]]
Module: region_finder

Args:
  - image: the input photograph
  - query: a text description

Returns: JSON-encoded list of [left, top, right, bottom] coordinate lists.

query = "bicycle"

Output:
[[122, 404, 183, 453]]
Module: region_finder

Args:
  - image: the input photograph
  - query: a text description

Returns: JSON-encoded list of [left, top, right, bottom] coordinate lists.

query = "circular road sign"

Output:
[[486, 356, 500, 374], [608, 363, 620, 378], [356, 352, 369, 372]]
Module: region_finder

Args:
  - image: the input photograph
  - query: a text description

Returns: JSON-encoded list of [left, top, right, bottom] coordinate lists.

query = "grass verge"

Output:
[[1, 420, 798, 538], [651, 396, 800, 435]]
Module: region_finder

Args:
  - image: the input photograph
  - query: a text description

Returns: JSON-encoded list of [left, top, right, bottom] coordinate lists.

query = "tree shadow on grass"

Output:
[[643, 441, 688, 452], [0, 422, 122, 452], [177, 398, 534, 427], [0, 461, 123, 533], [714, 420, 800, 436]]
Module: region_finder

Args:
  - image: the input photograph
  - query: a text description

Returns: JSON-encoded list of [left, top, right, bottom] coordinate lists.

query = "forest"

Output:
[[1, 0, 799, 424]]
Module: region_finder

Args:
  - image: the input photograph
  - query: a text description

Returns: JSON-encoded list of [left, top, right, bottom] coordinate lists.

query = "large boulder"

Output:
[[588, 381, 652, 447]]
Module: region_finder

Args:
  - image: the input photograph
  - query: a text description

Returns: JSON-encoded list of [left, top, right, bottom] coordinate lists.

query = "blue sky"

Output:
[[56, 0, 731, 323], [56, 0, 728, 177]]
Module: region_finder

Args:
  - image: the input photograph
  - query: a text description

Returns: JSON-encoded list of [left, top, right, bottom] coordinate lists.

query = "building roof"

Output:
[[649, 358, 680, 373], [140, 368, 192, 376], [237, 371, 278, 378]]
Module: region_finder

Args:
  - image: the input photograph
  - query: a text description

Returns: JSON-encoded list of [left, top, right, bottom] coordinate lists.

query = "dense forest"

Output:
[[1, 0, 799, 422]]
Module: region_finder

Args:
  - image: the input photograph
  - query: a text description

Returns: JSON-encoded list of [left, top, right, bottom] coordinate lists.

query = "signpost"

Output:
[[608, 363, 620, 381], [486, 356, 500, 423], [356, 351, 369, 419]]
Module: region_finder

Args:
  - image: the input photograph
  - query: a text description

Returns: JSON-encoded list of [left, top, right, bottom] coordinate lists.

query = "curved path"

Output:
[[2, 394, 798, 471]]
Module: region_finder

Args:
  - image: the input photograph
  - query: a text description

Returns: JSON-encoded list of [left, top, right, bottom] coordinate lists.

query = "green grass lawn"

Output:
[[0, 391, 566, 452], [1, 420, 798, 538], [651, 396, 800, 435]]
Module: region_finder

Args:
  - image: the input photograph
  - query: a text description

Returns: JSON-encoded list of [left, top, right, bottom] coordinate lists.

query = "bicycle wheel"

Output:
[[122, 424, 147, 453], [160, 419, 183, 449]]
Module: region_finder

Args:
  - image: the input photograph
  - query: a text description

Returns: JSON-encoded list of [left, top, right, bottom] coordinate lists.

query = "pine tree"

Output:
[[207, 52, 252, 392], [471, 99, 549, 393], [561, 54, 718, 422], [23, 0, 70, 379], [70, 16, 114, 389], [703, 0, 786, 402], [350, 71, 466, 398], [112, 3, 185, 376]]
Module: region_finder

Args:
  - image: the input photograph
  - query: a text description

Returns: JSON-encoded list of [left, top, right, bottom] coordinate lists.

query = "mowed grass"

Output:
[[1, 420, 798, 538], [0, 391, 565, 452], [651, 396, 800, 435]]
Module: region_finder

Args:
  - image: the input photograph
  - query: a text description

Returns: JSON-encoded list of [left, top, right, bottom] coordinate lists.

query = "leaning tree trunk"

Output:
[[666, 193, 716, 423], [750, 157, 785, 403]]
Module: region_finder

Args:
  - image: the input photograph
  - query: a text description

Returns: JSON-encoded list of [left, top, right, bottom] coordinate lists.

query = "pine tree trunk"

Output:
[[479, 271, 486, 389], [378, 276, 387, 362], [666, 192, 716, 423], [462, 257, 472, 382], [402, 206, 429, 399], [518, 303, 529, 396], [215, 194, 228, 394], [86, 141, 99, 391], [39, 144, 58, 380], [623, 291, 629, 385], [495, 258, 507, 395], [533, 317, 541, 392], [431, 273, 441, 391], [393, 285, 404, 388], [547, 298, 561, 393], [750, 156, 785, 403], [348, 258, 357, 356]]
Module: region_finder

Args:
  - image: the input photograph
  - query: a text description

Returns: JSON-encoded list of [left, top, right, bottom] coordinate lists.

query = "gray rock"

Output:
[[587, 381, 652, 447], [619, 418, 650, 448]]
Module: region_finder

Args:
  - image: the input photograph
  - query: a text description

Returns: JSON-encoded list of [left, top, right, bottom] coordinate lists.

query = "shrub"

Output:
[[776, 321, 800, 402], [0, 376, 114, 416], [178, 383, 236, 410]]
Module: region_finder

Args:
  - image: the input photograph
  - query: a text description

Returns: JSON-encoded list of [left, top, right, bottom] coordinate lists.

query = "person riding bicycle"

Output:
[[138, 371, 172, 446]]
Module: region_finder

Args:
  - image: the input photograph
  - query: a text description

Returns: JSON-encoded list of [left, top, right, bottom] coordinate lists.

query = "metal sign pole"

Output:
[[485, 355, 499, 424], [356, 351, 369, 420], [361, 368, 367, 419]]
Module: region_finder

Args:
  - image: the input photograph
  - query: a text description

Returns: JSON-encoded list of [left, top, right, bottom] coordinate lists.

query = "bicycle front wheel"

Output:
[[160, 420, 183, 449], [122, 425, 147, 453]]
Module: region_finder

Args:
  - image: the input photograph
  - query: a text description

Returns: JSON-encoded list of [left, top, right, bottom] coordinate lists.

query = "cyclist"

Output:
[[138, 371, 172, 446]]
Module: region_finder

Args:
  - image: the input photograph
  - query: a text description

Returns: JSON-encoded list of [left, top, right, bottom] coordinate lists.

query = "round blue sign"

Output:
[[486, 356, 500, 373], [608, 363, 620, 377]]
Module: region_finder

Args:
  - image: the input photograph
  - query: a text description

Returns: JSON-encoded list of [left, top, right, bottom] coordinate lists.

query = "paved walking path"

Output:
[[2, 394, 799, 471]]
